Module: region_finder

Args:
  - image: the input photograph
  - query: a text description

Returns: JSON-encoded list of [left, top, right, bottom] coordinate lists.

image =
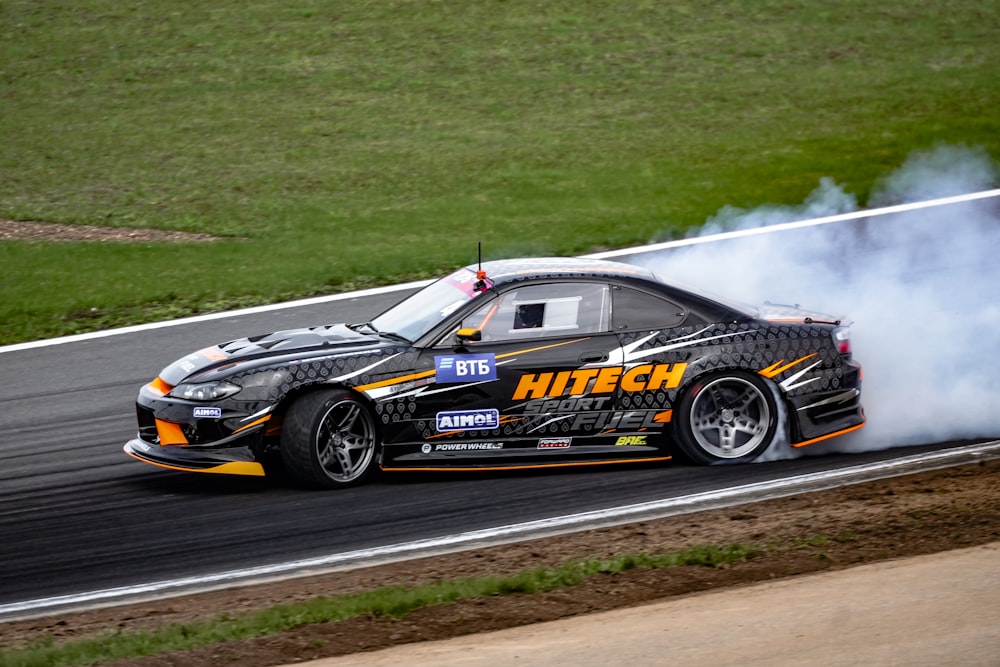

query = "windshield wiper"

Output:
[[377, 330, 412, 344], [348, 322, 411, 343], [347, 322, 380, 334]]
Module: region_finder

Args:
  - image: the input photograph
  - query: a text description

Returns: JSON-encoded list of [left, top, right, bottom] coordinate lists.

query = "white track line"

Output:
[[0, 279, 431, 354], [3, 188, 998, 355], [586, 187, 1000, 258], [1, 440, 997, 621]]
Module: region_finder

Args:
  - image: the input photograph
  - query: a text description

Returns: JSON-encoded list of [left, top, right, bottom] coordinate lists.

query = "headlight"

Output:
[[168, 381, 242, 401]]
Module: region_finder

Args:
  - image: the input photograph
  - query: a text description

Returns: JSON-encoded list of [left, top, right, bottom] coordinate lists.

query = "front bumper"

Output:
[[128, 378, 277, 475], [124, 438, 265, 476]]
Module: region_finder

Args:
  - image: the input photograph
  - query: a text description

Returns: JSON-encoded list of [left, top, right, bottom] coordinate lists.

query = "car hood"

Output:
[[159, 323, 386, 384], [757, 302, 845, 325]]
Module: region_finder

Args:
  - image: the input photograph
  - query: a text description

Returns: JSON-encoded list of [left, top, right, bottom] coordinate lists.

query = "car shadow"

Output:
[[121, 455, 678, 495]]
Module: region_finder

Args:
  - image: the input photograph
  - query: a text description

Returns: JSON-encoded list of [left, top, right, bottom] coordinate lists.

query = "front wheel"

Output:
[[674, 372, 778, 464], [280, 389, 379, 488]]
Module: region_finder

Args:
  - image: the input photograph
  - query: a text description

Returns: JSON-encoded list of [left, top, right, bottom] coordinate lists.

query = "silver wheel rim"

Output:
[[315, 399, 376, 482], [690, 377, 771, 459]]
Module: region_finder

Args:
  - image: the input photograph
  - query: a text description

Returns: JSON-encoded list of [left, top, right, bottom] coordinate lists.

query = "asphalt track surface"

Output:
[[1, 192, 998, 613], [0, 294, 971, 608]]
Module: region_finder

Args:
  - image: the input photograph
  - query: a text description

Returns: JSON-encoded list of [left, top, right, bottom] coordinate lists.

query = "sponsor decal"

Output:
[[615, 435, 648, 446], [571, 410, 672, 431], [193, 407, 222, 419], [421, 444, 432, 454], [524, 396, 612, 414], [512, 363, 688, 400], [436, 409, 500, 431], [445, 268, 490, 297], [433, 442, 503, 451], [435, 353, 497, 383], [538, 437, 572, 449]]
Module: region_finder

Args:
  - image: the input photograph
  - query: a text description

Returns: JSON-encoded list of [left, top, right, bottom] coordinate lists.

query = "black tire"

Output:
[[674, 371, 778, 465], [280, 389, 379, 488]]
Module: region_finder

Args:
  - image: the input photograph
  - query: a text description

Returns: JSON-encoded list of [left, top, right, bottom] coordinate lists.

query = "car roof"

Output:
[[467, 257, 658, 286], [464, 257, 759, 319]]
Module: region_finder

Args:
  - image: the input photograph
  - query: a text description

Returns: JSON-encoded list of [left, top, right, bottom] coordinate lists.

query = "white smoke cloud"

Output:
[[634, 144, 1000, 458]]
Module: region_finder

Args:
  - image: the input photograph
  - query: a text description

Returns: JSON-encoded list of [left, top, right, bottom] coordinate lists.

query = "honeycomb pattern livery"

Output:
[[215, 318, 845, 445], [374, 398, 421, 427], [619, 321, 848, 398], [227, 346, 416, 402], [131, 257, 862, 471]]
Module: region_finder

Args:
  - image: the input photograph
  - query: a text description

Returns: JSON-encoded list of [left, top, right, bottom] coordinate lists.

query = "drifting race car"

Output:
[[125, 257, 864, 488]]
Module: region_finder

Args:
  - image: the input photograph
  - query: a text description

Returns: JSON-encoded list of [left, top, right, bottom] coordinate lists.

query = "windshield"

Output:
[[370, 267, 487, 342]]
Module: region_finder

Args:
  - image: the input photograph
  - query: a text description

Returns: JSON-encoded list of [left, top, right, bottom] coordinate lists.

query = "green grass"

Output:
[[0, 543, 756, 667], [2, 0, 998, 343]]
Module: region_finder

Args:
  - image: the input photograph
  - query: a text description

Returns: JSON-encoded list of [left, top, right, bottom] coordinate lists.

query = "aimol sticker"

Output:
[[436, 409, 500, 431]]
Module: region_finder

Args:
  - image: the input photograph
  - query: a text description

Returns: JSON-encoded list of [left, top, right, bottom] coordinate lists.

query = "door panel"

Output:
[[387, 282, 674, 464]]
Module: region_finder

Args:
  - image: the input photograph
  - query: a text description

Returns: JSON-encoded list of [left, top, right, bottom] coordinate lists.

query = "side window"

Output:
[[462, 283, 609, 342], [611, 286, 686, 331]]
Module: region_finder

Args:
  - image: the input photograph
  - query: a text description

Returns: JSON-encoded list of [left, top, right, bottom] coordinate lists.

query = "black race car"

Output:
[[125, 257, 864, 488]]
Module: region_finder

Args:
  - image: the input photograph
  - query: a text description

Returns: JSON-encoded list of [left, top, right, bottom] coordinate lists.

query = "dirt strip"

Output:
[[0, 219, 220, 242]]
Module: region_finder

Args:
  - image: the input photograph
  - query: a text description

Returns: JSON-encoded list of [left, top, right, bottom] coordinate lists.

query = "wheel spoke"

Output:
[[342, 434, 366, 451], [708, 385, 726, 410], [317, 437, 336, 467], [336, 403, 361, 432], [735, 418, 764, 436], [694, 414, 722, 429], [719, 426, 737, 452], [333, 444, 355, 474], [733, 386, 759, 411]]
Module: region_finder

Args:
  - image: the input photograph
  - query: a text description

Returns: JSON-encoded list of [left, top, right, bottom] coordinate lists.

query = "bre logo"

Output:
[[538, 438, 572, 449], [615, 435, 648, 446], [436, 409, 500, 431], [193, 407, 222, 419], [435, 354, 497, 383]]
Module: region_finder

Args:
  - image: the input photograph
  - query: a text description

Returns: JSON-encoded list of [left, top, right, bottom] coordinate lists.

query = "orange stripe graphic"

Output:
[[354, 338, 590, 395], [792, 422, 865, 448], [232, 415, 271, 434], [759, 353, 818, 379]]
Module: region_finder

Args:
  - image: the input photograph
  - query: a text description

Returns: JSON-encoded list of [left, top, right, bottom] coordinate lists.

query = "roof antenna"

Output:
[[473, 242, 489, 292]]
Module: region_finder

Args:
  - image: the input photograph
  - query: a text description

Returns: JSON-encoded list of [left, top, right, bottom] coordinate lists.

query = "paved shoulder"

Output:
[[308, 543, 1000, 667]]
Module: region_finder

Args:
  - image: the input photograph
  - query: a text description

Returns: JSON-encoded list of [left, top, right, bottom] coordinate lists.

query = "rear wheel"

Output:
[[280, 390, 379, 488], [674, 371, 777, 464]]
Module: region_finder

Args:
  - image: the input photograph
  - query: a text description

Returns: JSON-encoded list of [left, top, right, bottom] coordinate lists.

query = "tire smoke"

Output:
[[635, 145, 1000, 456]]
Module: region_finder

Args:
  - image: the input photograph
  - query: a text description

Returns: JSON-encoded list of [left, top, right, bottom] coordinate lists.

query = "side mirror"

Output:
[[455, 327, 482, 343]]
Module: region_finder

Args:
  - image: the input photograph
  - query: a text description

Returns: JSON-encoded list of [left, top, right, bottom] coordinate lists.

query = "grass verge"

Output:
[[0, 544, 756, 667], [2, 1, 999, 344]]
